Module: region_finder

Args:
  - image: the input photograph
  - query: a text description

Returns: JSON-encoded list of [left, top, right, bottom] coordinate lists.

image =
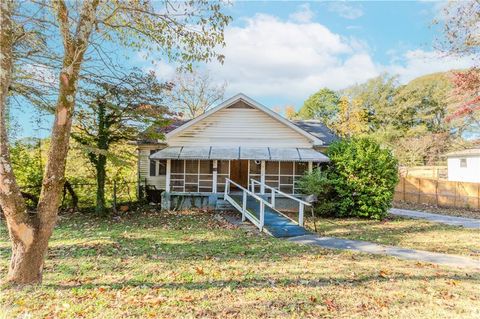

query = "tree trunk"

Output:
[[0, 0, 42, 285], [8, 227, 52, 284], [95, 154, 107, 215], [63, 181, 79, 211], [1, 0, 99, 285], [95, 99, 109, 215]]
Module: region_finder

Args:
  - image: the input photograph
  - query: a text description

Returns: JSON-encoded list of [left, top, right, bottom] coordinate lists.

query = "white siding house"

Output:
[[446, 149, 480, 183], [167, 100, 313, 148], [136, 93, 338, 208]]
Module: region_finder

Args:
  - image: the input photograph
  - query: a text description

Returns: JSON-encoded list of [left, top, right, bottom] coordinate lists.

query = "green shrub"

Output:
[[299, 138, 398, 220], [296, 169, 337, 216]]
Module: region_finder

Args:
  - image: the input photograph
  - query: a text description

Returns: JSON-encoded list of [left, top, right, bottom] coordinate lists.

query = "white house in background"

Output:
[[136, 93, 338, 209], [446, 149, 480, 183]]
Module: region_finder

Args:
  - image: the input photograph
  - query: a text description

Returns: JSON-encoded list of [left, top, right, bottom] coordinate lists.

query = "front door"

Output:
[[230, 160, 249, 189]]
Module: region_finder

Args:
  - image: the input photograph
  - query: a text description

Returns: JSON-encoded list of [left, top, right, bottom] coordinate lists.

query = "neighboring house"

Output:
[[446, 149, 480, 183], [136, 93, 338, 209]]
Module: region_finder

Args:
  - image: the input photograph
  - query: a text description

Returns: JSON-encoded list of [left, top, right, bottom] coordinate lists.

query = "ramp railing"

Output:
[[224, 178, 273, 231], [250, 179, 311, 226]]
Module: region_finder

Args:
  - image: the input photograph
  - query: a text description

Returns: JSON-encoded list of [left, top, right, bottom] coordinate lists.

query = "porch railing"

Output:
[[250, 179, 311, 226], [224, 178, 272, 231]]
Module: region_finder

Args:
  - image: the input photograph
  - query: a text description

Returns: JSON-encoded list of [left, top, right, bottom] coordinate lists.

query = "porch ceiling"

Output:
[[150, 146, 329, 162]]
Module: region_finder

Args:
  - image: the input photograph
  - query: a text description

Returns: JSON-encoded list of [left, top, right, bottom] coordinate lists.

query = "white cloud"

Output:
[[288, 3, 314, 23], [208, 13, 379, 100], [147, 59, 176, 81], [386, 50, 475, 83], [148, 10, 475, 105], [328, 2, 364, 20]]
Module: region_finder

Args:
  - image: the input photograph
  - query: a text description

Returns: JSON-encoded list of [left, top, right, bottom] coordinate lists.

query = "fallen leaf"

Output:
[[379, 269, 390, 278], [324, 299, 338, 311], [195, 267, 205, 275], [143, 295, 167, 305]]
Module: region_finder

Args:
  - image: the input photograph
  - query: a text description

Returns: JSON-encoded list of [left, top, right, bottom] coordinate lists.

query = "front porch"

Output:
[[149, 146, 329, 211], [166, 159, 314, 194]]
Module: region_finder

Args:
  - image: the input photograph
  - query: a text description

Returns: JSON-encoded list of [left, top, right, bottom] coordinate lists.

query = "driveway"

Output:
[[390, 208, 480, 229]]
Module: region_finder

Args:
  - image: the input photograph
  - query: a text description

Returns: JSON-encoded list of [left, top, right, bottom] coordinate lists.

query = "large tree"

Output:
[[380, 73, 459, 165], [339, 74, 398, 132], [0, 0, 230, 285], [299, 71, 460, 165], [297, 88, 340, 130], [334, 96, 368, 137], [394, 73, 452, 134], [73, 70, 170, 215], [168, 70, 226, 119], [439, 1, 480, 127]]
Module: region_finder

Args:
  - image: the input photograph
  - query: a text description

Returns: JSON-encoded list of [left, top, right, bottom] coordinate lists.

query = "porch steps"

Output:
[[214, 199, 236, 211], [229, 195, 310, 238]]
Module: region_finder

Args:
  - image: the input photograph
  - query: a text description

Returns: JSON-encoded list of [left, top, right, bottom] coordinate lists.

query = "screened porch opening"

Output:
[[168, 159, 310, 195], [264, 161, 308, 194], [171, 160, 214, 192]]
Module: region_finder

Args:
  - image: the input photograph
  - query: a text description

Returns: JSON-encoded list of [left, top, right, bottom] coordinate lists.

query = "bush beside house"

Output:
[[299, 138, 398, 220]]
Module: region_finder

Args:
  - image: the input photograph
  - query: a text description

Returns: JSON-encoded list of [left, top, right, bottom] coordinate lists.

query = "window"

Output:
[[149, 150, 166, 177], [171, 160, 184, 173], [460, 158, 467, 168], [169, 160, 214, 193], [263, 161, 310, 194], [295, 162, 308, 175], [249, 160, 261, 174], [217, 160, 230, 193], [170, 160, 185, 192], [249, 160, 261, 185], [149, 150, 157, 176], [265, 161, 279, 175], [158, 160, 167, 175]]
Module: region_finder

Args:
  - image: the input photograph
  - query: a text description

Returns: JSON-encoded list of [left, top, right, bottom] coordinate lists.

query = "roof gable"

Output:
[[166, 93, 323, 146]]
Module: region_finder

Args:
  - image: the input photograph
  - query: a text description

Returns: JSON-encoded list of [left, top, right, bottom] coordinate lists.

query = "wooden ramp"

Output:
[[224, 179, 311, 238]]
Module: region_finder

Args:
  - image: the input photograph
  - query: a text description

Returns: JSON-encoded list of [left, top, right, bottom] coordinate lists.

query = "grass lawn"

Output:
[[1, 209, 479, 318], [304, 215, 480, 257]]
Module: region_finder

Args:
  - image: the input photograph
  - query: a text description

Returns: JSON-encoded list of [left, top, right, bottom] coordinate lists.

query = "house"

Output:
[[136, 93, 337, 210], [446, 149, 480, 183]]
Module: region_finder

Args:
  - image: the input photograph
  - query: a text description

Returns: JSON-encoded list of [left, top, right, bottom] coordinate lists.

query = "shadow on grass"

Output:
[[0, 235, 320, 262], [45, 272, 479, 291]]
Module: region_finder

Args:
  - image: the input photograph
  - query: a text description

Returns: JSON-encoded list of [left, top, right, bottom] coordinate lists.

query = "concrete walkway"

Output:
[[288, 235, 480, 269], [390, 208, 480, 229]]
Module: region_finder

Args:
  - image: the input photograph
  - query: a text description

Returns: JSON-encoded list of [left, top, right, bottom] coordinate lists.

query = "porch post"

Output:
[[260, 160, 266, 194], [308, 161, 313, 173], [166, 159, 171, 192], [212, 160, 218, 193]]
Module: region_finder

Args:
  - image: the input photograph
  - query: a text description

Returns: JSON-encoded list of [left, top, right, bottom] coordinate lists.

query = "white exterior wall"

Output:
[[447, 156, 480, 183], [168, 106, 312, 148], [138, 145, 167, 189]]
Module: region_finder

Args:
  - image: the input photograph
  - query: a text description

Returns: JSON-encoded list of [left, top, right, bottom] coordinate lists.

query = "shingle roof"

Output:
[[137, 119, 190, 145], [161, 119, 191, 134], [291, 120, 339, 146]]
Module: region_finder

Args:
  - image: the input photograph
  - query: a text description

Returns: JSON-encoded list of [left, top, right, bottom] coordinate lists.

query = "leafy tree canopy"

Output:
[[300, 71, 470, 165], [297, 88, 340, 129]]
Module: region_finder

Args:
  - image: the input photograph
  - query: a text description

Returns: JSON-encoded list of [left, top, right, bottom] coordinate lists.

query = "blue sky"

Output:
[[11, 1, 475, 139]]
